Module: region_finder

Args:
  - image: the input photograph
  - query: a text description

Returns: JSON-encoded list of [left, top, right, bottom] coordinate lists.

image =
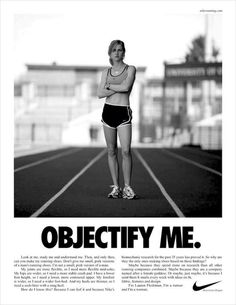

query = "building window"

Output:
[[14, 84, 22, 97], [192, 81, 201, 88], [91, 83, 98, 97], [36, 85, 74, 97], [153, 97, 162, 103]]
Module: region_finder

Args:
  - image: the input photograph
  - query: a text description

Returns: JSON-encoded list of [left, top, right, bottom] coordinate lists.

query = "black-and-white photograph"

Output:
[[2, 2, 236, 305], [14, 5, 222, 218]]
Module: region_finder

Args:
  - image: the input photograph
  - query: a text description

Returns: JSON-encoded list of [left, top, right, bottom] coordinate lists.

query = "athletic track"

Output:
[[14, 146, 222, 218]]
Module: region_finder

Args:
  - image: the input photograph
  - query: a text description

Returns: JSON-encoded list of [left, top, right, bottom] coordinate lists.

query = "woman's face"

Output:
[[110, 44, 124, 63]]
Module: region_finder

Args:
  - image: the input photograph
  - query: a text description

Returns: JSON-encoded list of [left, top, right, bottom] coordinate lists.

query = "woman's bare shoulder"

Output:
[[102, 67, 110, 75], [127, 65, 136, 75], [127, 65, 136, 72]]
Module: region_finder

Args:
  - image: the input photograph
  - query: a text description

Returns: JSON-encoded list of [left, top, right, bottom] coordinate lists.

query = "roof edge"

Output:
[[25, 64, 147, 72]]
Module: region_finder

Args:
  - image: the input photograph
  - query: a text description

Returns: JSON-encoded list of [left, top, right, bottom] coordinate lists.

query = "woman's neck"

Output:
[[112, 61, 125, 69]]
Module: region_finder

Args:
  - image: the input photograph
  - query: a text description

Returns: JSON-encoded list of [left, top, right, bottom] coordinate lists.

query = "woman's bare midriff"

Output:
[[106, 92, 130, 106]]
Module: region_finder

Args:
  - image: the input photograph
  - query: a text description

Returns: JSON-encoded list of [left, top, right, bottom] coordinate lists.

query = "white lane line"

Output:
[[30, 149, 106, 217], [14, 145, 65, 158], [134, 150, 185, 218], [14, 148, 81, 172], [162, 149, 222, 177], [182, 147, 222, 160]]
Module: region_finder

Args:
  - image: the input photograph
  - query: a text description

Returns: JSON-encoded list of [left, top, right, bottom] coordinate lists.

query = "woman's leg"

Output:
[[103, 125, 119, 186], [118, 124, 132, 186]]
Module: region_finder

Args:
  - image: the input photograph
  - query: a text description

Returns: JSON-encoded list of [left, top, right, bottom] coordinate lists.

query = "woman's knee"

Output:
[[121, 147, 131, 158], [107, 146, 117, 157]]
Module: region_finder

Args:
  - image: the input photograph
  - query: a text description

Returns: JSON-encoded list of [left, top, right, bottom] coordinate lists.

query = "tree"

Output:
[[185, 35, 221, 63], [212, 42, 220, 62], [185, 35, 205, 63]]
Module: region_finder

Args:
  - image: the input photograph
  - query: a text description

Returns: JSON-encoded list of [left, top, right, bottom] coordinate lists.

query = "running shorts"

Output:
[[101, 103, 132, 129]]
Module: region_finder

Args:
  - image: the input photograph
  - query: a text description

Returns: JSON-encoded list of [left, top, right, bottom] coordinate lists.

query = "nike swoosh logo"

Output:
[[193, 281, 221, 291]]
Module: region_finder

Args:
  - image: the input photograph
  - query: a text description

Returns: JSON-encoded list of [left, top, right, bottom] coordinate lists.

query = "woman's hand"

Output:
[[97, 69, 115, 98], [108, 66, 136, 93], [104, 83, 110, 90]]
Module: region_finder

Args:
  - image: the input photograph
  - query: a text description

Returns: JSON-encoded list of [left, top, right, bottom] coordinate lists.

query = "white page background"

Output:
[[0, 1, 235, 305]]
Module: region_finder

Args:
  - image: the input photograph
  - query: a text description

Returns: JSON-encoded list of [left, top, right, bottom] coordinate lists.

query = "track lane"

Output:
[[14, 146, 77, 168], [182, 147, 222, 160], [14, 147, 222, 218], [134, 150, 185, 217], [163, 148, 222, 173], [38, 149, 177, 217], [30, 149, 106, 217], [14, 148, 104, 217], [137, 148, 222, 217], [162, 149, 221, 176], [15, 148, 81, 172]]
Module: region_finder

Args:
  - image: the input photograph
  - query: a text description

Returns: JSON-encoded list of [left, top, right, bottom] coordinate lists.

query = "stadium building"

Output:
[[141, 61, 222, 149], [14, 61, 222, 149], [14, 63, 146, 146]]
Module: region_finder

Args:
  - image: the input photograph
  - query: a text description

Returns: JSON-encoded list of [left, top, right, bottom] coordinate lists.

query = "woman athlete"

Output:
[[97, 40, 137, 199]]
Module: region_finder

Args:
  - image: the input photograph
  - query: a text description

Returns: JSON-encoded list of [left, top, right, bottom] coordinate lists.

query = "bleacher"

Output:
[[15, 97, 101, 145]]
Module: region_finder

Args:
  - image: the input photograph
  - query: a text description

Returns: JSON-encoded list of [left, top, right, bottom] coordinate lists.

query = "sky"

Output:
[[13, 1, 222, 78]]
